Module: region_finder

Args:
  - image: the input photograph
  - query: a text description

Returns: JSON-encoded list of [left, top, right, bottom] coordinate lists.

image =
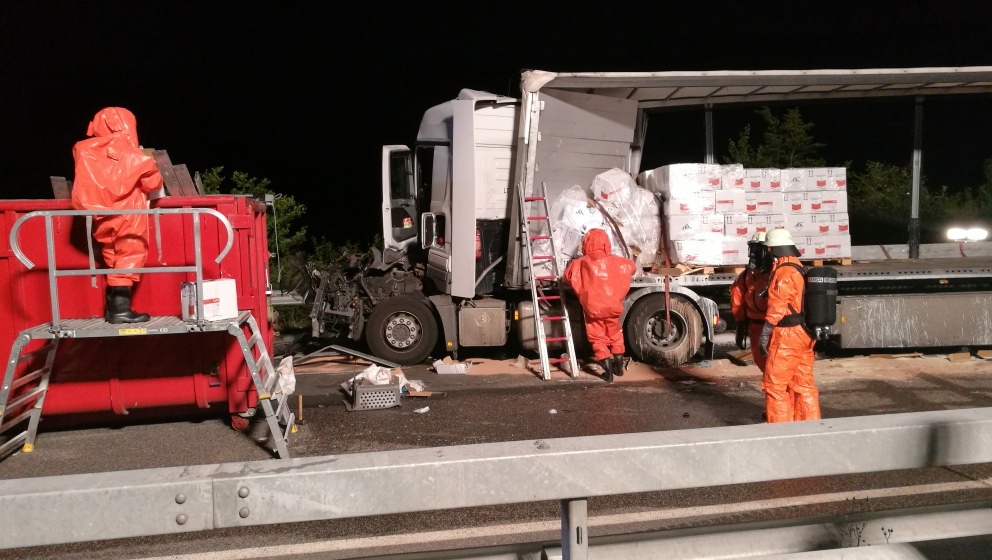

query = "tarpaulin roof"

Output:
[[521, 67, 992, 108]]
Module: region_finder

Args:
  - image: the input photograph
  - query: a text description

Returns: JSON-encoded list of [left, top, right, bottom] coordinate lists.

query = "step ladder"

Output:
[[518, 181, 580, 381], [228, 314, 296, 459], [0, 337, 57, 458]]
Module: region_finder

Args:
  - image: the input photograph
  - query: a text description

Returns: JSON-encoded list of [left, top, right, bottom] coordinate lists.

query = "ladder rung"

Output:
[[530, 235, 551, 240], [548, 357, 569, 364], [12, 368, 45, 390], [4, 386, 46, 412], [531, 255, 554, 261], [537, 295, 560, 301], [526, 216, 549, 221], [0, 407, 33, 432], [545, 337, 568, 342], [523, 196, 545, 202], [541, 316, 565, 321], [246, 331, 261, 349], [535, 275, 558, 281]]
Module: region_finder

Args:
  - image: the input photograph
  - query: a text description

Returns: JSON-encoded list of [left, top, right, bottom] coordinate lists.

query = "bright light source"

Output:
[[966, 227, 989, 241], [947, 227, 968, 241]]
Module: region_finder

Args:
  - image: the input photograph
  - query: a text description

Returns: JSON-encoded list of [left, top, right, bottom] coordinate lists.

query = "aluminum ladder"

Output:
[[228, 314, 296, 458], [518, 182, 580, 381], [0, 338, 57, 458]]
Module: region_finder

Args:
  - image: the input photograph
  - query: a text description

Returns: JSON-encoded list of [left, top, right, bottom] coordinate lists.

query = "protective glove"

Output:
[[758, 322, 774, 357], [735, 319, 750, 350]]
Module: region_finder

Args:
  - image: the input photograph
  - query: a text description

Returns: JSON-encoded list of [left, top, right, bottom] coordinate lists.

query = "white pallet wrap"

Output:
[[545, 171, 661, 272], [640, 163, 722, 195], [720, 163, 745, 190]]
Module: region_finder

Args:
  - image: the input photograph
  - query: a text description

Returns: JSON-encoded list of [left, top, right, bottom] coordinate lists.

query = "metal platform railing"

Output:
[[8, 208, 234, 330]]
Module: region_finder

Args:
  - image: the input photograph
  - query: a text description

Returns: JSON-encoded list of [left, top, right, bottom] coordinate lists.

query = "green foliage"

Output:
[[200, 166, 307, 282], [724, 107, 825, 168], [848, 160, 992, 243]]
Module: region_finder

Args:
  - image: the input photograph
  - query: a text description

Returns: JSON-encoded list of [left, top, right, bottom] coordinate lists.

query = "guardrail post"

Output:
[[560, 497, 588, 560]]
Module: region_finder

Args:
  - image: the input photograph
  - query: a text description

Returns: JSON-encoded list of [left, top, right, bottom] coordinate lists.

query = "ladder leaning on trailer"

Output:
[[0, 208, 295, 461]]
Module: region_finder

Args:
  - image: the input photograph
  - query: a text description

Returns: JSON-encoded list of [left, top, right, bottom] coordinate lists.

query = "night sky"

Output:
[[3, 2, 992, 244]]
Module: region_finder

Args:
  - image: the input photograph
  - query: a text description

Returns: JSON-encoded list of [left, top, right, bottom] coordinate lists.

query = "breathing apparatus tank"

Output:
[[803, 266, 838, 337]]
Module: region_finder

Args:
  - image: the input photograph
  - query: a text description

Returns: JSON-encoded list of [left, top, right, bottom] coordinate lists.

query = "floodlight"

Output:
[[947, 227, 967, 241], [966, 227, 988, 241]]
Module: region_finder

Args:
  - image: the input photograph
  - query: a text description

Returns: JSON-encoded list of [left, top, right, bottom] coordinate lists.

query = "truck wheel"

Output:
[[625, 295, 703, 366], [366, 296, 439, 365]]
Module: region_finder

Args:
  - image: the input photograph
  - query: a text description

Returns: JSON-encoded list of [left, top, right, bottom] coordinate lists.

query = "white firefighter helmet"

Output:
[[764, 228, 795, 247], [748, 231, 767, 244]]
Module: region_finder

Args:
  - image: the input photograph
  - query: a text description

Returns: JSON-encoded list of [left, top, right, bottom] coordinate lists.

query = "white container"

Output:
[[743, 168, 782, 192], [744, 192, 784, 214], [813, 191, 848, 213], [781, 168, 810, 192], [667, 214, 725, 240], [810, 212, 851, 235], [713, 190, 747, 213], [434, 359, 472, 374], [663, 190, 716, 216], [181, 278, 239, 322]]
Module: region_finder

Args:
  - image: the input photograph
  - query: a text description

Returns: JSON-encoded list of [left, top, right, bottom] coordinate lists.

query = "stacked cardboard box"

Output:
[[640, 164, 851, 266]]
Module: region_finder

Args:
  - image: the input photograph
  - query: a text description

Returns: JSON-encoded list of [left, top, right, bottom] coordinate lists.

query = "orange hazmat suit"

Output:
[[730, 268, 770, 372], [71, 107, 163, 287], [760, 255, 820, 422], [563, 229, 636, 361]]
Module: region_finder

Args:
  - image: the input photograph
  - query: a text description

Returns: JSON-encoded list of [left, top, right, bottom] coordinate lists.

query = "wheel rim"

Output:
[[644, 311, 688, 350], [383, 312, 422, 350]]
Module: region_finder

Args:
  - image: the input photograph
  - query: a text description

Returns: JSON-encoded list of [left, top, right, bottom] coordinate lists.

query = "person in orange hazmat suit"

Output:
[[563, 228, 637, 383], [71, 107, 164, 324], [730, 231, 772, 372], [757, 228, 821, 422]]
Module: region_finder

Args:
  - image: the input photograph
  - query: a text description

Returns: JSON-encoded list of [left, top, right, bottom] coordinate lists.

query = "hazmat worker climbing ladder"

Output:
[[758, 228, 821, 422], [71, 107, 164, 324], [730, 231, 772, 372], [563, 228, 637, 383]]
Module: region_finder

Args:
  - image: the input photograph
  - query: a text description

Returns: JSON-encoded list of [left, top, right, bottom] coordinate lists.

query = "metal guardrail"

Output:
[[3, 407, 992, 555], [8, 208, 234, 330]]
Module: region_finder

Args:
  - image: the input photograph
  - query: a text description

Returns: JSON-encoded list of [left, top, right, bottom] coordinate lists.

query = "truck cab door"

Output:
[[381, 145, 419, 252]]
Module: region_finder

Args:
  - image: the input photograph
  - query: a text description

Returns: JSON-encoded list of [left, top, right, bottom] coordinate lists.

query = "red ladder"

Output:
[[518, 182, 580, 380]]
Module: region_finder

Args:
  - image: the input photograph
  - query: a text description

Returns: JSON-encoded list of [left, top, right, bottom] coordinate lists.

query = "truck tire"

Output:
[[625, 295, 703, 367], [366, 296, 439, 365]]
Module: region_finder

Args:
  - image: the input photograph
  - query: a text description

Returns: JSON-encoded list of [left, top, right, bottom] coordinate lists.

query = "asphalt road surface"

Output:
[[3, 334, 992, 558]]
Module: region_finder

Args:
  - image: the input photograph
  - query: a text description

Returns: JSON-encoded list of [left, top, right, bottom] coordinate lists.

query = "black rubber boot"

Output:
[[612, 354, 625, 377], [598, 358, 614, 383], [106, 286, 150, 324]]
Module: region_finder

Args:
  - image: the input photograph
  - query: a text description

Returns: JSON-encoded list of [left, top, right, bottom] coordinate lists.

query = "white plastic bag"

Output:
[[276, 355, 296, 395]]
